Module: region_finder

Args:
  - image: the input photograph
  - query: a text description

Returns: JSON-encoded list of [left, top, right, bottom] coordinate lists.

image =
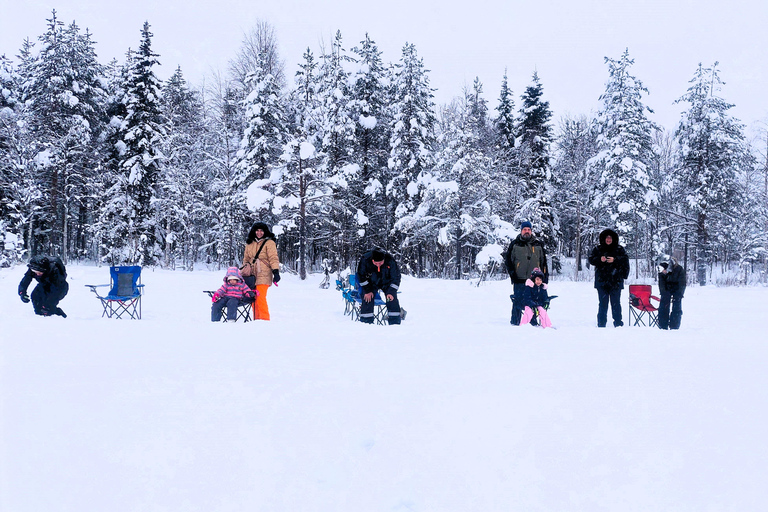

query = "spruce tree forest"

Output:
[[1, 13, 766, 286]]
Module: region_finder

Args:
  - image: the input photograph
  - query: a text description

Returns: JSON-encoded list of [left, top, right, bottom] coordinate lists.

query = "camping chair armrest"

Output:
[[85, 284, 110, 292], [651, 295, 660, 301]]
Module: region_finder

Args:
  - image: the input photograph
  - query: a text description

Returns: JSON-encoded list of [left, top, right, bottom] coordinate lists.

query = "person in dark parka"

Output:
[[18, 255, 69, 317], [656, 255, 686, 330], [588, 229, 630, 327], [504, 220, 548, 325], [356, 248, 402, 325]]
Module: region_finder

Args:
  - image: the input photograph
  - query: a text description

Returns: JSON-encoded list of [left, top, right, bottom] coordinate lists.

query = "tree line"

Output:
[[1, 12, 766, 285]]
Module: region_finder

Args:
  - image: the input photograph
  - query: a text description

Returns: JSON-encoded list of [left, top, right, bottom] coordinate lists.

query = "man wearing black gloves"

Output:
[[656, 255, 686, 330], [356, 248, 402, 325], [18, 255, 69, 317]]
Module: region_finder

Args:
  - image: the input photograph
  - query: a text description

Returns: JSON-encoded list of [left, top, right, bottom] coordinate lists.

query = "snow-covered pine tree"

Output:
[[426, 78, 496, 279], [589, 49, 658, 270], [22, 12, 107, 260], [273, 48, 326, 280], [3, 39, 45, 259], [552, 115, 599, 276], [387, 42, 437, 272], [199, 75, 248, 267], [235, 49, 286, 225], [516, 71, 560, 269], [99, 22, 166, 265], [674, 62, 747, 285], [0, 54, 26, 264], [350, 34, 391, 252], [730, 149, 763, 283], [157, 66, 209, 269], [491, 70, 520, 220], [315, 30, 359, 266]]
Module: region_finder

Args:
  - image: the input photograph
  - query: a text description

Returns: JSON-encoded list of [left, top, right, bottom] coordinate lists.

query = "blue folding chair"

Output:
[[86, 266, 144, 319], [347, 274, 387, 325]]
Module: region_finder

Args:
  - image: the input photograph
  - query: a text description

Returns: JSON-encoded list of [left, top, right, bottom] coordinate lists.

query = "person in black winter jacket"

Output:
[[656, 255, 686, 330], [356, 248, 402, 324], [18, 255, 69, 317], [588, 228, 630, 327]]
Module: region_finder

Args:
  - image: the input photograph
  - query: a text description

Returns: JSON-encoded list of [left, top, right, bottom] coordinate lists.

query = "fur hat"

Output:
[[246, 222, 276, 243]]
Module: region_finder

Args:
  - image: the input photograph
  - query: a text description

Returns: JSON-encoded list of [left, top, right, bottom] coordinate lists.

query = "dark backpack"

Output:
[[51, 256, 67, 278]]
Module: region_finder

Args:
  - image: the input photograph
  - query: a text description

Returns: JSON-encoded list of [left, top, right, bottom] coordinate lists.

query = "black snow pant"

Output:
[[359, 290, 401, 325], [211, 297, 244, 321], [597, 285, 623, 327], [658, 292, 683, 330], [510, 282, 526, 325], [31, 282, 68, 316]]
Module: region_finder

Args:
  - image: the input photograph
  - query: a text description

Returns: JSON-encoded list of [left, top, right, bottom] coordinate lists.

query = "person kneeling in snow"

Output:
[[519, 268, 553, 328], [18, 255, 69, 317], [211, 267, 257, 322]]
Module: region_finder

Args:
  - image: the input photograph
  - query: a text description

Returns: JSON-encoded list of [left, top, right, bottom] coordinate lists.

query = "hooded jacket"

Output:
[[215, 267, 255, 300], [523, 278, 550, 308], [588, 229, 630, 289], [356, 249, 401, 296], [241, 222, 280, 286]]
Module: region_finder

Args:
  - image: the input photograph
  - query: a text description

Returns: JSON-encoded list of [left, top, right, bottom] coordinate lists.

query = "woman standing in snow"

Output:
[[240, 222, 281, 320], [588, 228, 630, 327]]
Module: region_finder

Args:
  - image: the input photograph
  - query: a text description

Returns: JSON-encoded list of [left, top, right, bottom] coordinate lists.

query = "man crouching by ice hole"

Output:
[[356, 249, 402, 325]]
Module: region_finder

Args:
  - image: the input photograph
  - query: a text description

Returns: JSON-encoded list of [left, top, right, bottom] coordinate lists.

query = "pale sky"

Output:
[[2, 0, 767, 134]]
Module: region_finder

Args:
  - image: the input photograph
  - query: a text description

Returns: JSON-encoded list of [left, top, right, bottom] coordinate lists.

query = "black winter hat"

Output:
[[28, 256, 50, 273], [371, 249, 386, 262]]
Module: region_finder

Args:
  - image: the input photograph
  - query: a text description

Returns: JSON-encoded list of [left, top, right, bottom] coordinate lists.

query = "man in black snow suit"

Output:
[[18, 255, 69, 317], [588, 228, 630, 327], [356, 248, 402, 325], [504, 221, 548, 325], [656, 255, 686, 330]]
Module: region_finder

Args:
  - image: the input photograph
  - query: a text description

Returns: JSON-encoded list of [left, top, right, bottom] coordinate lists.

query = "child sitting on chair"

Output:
[[211, 267, 257, 322], [520, 268, 553, 328]]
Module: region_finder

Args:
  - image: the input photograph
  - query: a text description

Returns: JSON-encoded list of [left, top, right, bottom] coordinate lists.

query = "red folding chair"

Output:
[[628, 284, 660, 327]]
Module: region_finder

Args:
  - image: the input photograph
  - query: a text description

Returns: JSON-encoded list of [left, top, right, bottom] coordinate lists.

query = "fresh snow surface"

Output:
[[2, 265, 767, 512]]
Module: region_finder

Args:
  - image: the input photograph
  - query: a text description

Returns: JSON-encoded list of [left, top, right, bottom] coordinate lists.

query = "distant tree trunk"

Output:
[[455, 224, 462, 280], [62, 203, 68, 264], [574, 202, 582, 278], [299, 165, 307, 281], [696, 212, 708, 286]]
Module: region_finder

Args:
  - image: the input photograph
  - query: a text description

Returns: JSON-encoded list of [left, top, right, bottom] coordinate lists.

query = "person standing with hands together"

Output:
[[589, 228, 630, 327]]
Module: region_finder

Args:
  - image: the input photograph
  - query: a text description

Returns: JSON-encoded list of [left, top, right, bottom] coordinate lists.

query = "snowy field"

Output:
[[1, 264, 767, 512]]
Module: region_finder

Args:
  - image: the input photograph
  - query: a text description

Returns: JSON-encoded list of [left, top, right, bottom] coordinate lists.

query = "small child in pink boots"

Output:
[[519, 268, 553, 328]]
